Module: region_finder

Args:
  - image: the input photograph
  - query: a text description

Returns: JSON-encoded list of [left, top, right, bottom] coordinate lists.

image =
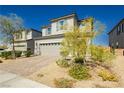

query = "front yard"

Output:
[[28, 57, 121, 88], [0, 55, 124, 88]]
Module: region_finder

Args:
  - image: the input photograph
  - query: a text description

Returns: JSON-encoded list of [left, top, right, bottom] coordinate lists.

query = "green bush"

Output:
[[74, 57, 84, 64], [98, 69, 118, 82], [54, 78, 74, 88], [24, 50, 32, 57], [15, 51, 22, 57], [90, 45, 114, 62], [1, 51, 22, 59], [1, 51, 12, 59], [56, 59, 69, 68], [69, 64, 91, 80]]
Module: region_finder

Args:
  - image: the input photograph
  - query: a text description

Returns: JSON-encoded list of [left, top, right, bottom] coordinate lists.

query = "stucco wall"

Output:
[[42, 17, 75, 36], [14, 41, 27, 51]]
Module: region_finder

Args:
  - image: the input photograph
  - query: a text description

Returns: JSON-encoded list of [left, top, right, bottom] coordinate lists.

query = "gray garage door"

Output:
[[40, 42, 61, 56]]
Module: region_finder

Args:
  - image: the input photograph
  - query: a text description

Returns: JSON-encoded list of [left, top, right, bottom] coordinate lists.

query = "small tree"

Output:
[[0, 14, 24, 59], [60, 17, 106, 63]]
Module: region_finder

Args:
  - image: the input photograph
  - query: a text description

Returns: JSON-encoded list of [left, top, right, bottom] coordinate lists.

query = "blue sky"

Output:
[[0, 5, 124, 46]]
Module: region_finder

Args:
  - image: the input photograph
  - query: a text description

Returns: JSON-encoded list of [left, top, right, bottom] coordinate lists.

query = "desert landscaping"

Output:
[[0, 54, 124, 88], [28, 55, 124, 88]]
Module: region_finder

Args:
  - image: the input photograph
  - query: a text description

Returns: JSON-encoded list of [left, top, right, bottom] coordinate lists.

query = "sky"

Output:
[[0, 5, 124, 46]]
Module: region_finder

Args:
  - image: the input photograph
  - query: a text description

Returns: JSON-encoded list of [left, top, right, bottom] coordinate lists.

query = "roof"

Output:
[[50, 13, 77, 22], [41, 13, 93, 30], [34, 34, 64, 40], [41, 13, 78, 29], [42, 25, 51, 29], [108, 18, 124, 34], [30, 28, 42, 33], [14, 39, 34, 43]]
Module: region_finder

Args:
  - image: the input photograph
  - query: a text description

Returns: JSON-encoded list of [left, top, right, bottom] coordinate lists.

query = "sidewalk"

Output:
[[0, 70, 50, 88]]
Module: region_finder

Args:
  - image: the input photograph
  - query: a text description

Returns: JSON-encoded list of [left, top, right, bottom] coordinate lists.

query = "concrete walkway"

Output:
[[0, 70, 50, 88]]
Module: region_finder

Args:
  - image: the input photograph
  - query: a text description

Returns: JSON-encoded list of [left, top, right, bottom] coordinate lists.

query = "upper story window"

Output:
[[122, 23, 124, 32], [57, 20, 67, 31], [117, 23, 124, 35], [15, 33, 22, 40], [27, 31, 30, 35], [46, 27, 51, 35], [47, 28, 51, 34], [117, 25, 121, 35]]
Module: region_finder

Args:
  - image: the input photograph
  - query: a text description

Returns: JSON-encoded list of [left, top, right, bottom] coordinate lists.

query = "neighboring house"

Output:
[[34, 13, 93, 56], [14, 29, 42, 53], [108, 18, 124, 49], [108, 18, 124, 56]]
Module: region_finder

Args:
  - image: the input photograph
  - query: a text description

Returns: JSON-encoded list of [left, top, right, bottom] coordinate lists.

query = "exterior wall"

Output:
[[26, 31, 32, 39], [34, 37, 63, 55], [115, 49, 124, 56], [51, 17, 75, 35], [32, 31, 42, 38], [14, 41, 27, 51], [42, 28, 47, 36], [27, 39, 34, 53], [109, 21, 124, 49], [15, 30, 26, 41], [42, 17, 75, 36]]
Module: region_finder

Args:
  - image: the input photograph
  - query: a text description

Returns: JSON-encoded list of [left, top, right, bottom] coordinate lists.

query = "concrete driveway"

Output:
[[0, 55, 58, 88], [0, 56, 58, 77], [0, 70, 49, 88]]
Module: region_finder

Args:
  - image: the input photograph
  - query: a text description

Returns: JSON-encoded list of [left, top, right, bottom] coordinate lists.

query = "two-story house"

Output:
[[14, 29, 42, 53], [108, 18, 124, 55], [108, 18, 124, 49], [34, 13, 93, 56]]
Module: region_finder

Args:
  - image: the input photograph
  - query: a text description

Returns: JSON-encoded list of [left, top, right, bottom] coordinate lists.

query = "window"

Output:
[[120, 24, 122, 32], [117, 26, 121, 35], [27, 31, 30, 35], [15, 33, 22, 39], [116, 42, 119, 48], [47, 28, 51, 34], [122, 23, 124, 32], [46, 28, 51, 35], [57, 20, 67, 31]]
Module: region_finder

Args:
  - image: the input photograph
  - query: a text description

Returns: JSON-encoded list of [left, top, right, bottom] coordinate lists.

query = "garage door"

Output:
[[39, 42, 61, 56]]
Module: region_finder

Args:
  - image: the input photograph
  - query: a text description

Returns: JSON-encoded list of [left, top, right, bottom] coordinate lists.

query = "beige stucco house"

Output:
[[34, 13, 93, 56]]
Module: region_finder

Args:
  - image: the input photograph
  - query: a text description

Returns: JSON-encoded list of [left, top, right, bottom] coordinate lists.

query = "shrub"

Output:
[[1, 51, 12, 59], [74, 57, 84, 64], [0, 60, 3, 63], [0, 51, 22, 59], [37, 74, 44, 77], [15, 51, 22, 57], [98, 69, 118, 82], [90, 45, 114, 62], [69, 64, 91, 80], [54, 78, 74, 88], [56, 59, 69, 68], [24, 50, 32, 57], [60, 49, 69, 59]]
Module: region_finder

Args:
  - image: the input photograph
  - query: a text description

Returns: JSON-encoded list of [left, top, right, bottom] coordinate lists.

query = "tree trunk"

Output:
[[12, 38, 16, 59]]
